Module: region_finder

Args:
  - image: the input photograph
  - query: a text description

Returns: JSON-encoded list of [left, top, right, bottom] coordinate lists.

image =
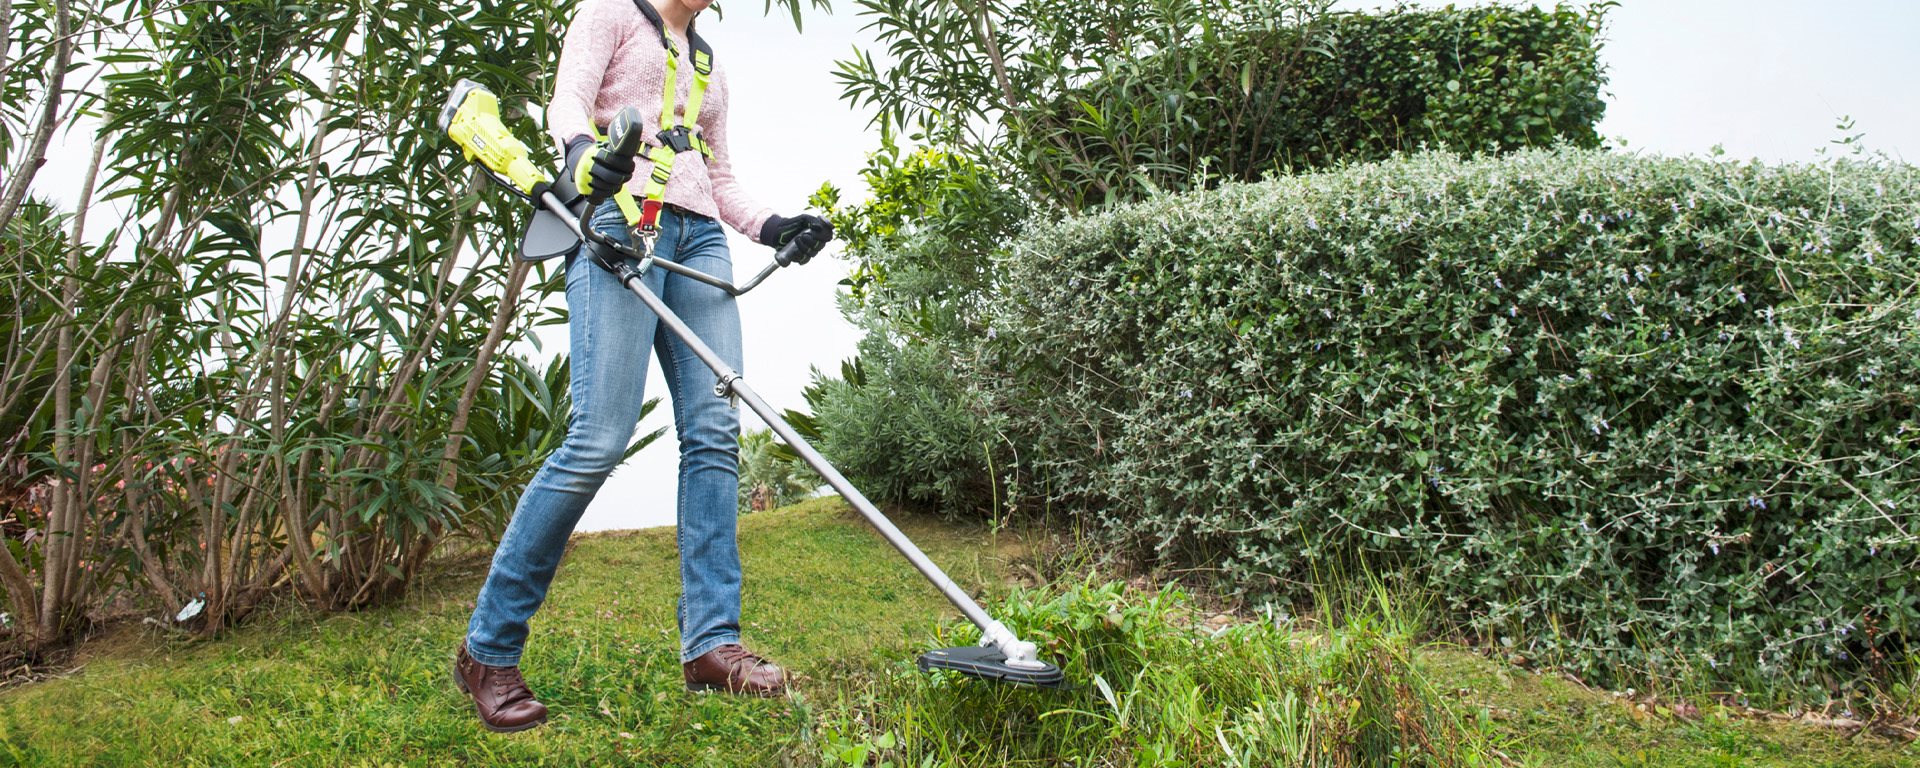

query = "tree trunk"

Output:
[[397, 258, 534, 585], [438, 259, 532, 488], [0, 0, 13, 74], [256, 58, 342, 616], [0, 531, 38, 636], [0, 0, 73, 235], [33, 99, 97, 649], [41, 311, 127, 642]]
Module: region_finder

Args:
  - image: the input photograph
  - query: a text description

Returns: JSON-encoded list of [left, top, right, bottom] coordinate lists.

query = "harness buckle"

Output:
[[656, 126, 697, 154]]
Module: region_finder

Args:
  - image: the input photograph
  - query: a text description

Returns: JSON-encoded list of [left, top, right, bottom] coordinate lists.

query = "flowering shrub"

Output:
[[981, 148, 1920, 707]]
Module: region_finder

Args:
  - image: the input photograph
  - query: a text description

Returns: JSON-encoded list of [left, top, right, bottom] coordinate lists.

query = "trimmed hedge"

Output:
[[979, 148, 1920, 706], [1046, 2, 1608, 208]]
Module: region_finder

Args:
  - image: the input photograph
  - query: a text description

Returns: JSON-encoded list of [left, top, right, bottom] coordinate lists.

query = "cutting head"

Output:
[[917, 646, 1069, 688]]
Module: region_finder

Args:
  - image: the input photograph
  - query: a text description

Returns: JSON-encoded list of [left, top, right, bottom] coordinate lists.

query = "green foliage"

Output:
[[801, 144, 1025, 517], [815, 141, 1024, 312], [0, 200, 68, 473], [806, 338, 1004, 518], [809, 2, 1611, 522], [980, 148, 1920, 710], [737, 428, 819, 513], [0, 0, 832, 647], [836, 0, 1607, 210], [0, 0, 588, 644], [809, 579, 1494, 767], [1224, 3, 1610, 171]]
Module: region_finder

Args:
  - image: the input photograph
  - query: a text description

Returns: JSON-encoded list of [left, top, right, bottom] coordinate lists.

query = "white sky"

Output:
[[27, 1, 1920, 531]]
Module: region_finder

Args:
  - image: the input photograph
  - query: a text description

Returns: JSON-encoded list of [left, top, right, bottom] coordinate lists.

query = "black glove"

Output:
[[760, 213, 834, 264], [565, 134, 637, 204]]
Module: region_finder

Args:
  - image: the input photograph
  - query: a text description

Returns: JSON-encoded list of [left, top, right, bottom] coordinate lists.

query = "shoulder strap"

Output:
[[628, 0, 710, 63], [626, 0, 717, 232], [629, 0, 672, 49]]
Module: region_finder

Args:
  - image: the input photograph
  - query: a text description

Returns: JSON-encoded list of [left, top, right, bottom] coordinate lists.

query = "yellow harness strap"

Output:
[[636, 38, 713, 231]]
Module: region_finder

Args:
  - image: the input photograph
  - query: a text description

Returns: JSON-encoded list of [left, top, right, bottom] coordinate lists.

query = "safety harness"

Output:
[[576, 0, 716, 238]]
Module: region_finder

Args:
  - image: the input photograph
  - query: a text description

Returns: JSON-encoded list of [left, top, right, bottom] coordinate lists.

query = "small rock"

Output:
[[227, 716, 244, 725]]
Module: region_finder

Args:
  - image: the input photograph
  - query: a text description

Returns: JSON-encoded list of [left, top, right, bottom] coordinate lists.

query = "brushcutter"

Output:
[[439, 79, 1067, 688]]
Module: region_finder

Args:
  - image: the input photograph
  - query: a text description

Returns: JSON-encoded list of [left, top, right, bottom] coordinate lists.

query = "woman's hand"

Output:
[[759, 213, 833, 263], [565, 134, 638, 203]]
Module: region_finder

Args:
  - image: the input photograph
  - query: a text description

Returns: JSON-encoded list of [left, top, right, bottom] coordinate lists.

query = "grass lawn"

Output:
[[0, 498, 1911, 766], [1431, 652, 1917, 767]]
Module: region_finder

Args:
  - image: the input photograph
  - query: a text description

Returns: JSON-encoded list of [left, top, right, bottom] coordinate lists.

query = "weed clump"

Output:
[[808, 580, 1493, 767]]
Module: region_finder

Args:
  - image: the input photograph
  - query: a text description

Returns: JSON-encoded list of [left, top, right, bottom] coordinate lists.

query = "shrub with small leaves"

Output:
[[981, 147, 1920, 709]]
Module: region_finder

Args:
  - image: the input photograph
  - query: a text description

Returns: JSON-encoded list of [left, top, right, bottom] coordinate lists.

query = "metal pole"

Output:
[[614, 272, 997, 633], [652, 258, 782, 296], [540, 193, 781, 297], [544, 192, 1043, 665]]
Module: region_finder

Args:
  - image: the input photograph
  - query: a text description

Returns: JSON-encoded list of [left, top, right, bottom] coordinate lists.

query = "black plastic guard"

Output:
[[519, 197, 586, 262], [916, 646, 1068, 688]]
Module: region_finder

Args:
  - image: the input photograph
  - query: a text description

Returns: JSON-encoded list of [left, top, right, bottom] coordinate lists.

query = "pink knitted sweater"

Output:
[[548, 0, 775, 242]]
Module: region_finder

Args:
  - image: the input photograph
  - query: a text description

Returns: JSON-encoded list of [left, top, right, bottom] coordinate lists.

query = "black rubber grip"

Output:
[[581, 107, 648, 208], [774, 236, 808, 267], [606, 107, 647, 159]]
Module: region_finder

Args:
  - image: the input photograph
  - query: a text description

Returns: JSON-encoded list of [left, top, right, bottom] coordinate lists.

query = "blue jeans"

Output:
[[466, 203, 745, 665]]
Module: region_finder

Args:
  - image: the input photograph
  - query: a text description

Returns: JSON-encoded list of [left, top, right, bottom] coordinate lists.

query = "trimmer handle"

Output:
[[773, 236, 810, 267], [583, 106, 649, 208], [605, 106, 648, 160], [772, 218, 834, 267]]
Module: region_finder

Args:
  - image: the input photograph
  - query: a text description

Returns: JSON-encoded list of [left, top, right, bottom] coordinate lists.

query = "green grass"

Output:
[[1428, 651, 1920, 768], [0, 499, 1911, 767], [0, 498, 1014, 767]]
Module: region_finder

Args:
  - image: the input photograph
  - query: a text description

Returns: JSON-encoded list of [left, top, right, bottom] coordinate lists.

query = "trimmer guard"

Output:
[[520, 197, 586, 261], [917, 646, 1068, 688]]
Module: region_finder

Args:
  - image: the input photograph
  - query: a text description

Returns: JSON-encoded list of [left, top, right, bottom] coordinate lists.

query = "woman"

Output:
[[452, 0, 831, 732]]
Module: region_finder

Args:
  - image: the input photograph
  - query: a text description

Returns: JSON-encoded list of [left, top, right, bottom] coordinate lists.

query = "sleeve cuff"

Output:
[[742, 208, 777, 244]]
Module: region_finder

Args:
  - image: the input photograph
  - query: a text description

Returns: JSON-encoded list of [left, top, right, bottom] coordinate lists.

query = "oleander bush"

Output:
[[978, 147, 1920, 708]]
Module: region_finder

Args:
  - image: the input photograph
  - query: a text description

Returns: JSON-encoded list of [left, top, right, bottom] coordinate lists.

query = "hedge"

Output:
[[977, 148, 1920, 707], [1044, 2, 1608, 208]]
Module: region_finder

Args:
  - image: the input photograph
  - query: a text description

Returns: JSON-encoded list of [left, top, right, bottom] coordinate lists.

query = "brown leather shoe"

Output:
[[453, 642, 549, 732], [684, 644, 788, 697]]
